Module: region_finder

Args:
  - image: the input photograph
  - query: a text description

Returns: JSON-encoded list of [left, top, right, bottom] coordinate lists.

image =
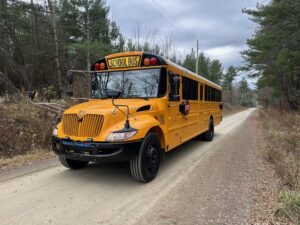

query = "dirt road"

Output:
[[0, 109, 259, 225]]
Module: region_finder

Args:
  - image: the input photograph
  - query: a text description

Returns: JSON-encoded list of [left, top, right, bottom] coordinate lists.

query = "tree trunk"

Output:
[[85, 1, 91, 70], [47, 0, 63, 98], [30, 0, 37, 88]]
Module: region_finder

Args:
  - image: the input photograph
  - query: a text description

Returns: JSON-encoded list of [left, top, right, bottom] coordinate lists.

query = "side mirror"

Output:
[[105, 89, 122, 99], [67, 71, 74, 85]]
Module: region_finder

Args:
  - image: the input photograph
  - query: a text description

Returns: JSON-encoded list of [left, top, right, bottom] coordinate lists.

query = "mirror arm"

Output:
[[111, 98, 130, 124]]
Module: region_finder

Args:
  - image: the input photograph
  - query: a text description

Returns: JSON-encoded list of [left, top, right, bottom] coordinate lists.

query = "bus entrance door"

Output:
[[167, 73, 184, 150]]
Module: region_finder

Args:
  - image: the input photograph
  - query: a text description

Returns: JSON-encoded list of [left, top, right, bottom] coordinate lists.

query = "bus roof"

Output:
[[166, 60, 222, 90]]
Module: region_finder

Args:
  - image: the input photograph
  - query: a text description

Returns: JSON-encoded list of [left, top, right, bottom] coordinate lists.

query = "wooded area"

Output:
[[243, 0, 300, 110], [0, 0, 255, 107]]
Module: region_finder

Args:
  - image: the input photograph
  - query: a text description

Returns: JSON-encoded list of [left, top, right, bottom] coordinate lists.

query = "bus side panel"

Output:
[[181, 100, 200, 143]]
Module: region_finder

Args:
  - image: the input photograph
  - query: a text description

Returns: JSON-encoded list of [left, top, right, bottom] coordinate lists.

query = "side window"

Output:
[[205, 85, 212, 101], [204, 85, 222, 102], [182, 77, 189, 100], [169, 72, 180, 101], [182, 77, 198, 100], [190, 79, 198, 100], [200, 84, 203, 100]]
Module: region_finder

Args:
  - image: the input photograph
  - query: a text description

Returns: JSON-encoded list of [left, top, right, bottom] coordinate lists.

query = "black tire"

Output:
[[59, 156, 89, 169], [203, 119, 214, 141], [130, 133, 161, 183]]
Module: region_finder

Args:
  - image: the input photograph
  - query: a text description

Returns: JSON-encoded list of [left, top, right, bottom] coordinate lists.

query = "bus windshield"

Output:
[[91, 68, 166, 99]]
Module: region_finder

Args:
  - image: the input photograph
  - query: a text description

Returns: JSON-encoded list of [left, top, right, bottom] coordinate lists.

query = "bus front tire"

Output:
[[204, 119, 214, 141], [130, 133, 161, 183], [59, 156, 89, 169]]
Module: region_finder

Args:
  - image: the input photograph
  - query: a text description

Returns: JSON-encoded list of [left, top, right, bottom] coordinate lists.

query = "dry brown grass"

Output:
[[0, 150, 54, 171], [0, 94, 57, 168], [259, 108, 300, 223]]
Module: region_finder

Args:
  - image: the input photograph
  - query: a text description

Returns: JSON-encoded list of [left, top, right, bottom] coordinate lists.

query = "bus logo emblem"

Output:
[[78, 111, 85, 121]]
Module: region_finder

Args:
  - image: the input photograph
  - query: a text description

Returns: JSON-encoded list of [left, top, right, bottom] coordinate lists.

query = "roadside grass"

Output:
[[277, 190, 300, 224], [259, 108, 300, 224], [0, 94, 57, 170], [0, 150, 54, 171]]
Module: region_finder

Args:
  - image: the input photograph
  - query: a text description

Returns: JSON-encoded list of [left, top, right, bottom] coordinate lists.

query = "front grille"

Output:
[[62, 114, 104, 137]]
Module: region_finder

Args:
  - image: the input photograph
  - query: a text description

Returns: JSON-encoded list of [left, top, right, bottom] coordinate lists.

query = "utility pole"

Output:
[[196, 40, 199, 75]]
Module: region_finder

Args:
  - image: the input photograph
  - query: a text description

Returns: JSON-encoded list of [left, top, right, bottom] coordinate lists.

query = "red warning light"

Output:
[[150, 57, 157, 65], [94, 63, 100, 70]]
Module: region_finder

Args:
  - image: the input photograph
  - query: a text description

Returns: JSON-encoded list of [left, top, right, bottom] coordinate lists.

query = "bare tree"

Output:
[[47, 0, 63, 98]]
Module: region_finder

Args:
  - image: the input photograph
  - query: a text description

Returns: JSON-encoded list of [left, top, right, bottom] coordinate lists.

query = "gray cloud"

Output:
[[106, 0, 262, 68]]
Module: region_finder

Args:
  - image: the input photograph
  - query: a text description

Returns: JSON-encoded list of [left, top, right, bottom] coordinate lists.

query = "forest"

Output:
[[0, 0, 254, 107]]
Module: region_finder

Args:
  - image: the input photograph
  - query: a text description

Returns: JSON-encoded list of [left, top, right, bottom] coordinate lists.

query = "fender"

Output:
[[129, 114, 161, 140], [99, 114, 161, 142]]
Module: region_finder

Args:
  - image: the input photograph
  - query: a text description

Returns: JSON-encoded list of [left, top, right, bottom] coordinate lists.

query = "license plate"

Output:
[[107, 56, 140, 69], [62, 141, 93, 149]]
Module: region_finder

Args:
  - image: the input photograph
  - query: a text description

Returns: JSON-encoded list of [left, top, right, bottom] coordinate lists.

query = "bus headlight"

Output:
[[106, 131, 137, 142], [53, 128, 58, 136]]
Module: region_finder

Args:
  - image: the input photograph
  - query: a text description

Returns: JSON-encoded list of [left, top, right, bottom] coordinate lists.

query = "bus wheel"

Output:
[[204, 119, 214, 141], [59, 156, 89, 169], [130, 133, 161, 183]]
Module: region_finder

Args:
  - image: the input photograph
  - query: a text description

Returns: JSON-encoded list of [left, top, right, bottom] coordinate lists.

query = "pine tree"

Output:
[[242, 0, 300, 109], [223, 66, 237, 90], [208, 60, 223, 84], [182, 49, 196, 73], [197, 53, 210, 78]]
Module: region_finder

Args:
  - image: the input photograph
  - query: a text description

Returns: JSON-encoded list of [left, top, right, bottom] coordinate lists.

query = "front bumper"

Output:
[[52, 136, 142, 162]]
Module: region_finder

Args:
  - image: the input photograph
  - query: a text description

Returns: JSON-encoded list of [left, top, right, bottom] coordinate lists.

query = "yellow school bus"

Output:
[[52, 51, 222, 182]]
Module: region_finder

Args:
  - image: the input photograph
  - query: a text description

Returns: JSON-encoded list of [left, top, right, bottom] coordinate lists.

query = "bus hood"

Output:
[[63, 99, 155, 116], [58, 99, 159, 141]]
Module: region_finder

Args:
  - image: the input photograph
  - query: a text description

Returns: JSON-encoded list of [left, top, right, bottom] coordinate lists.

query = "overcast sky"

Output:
[[106, 0, 264, 86]]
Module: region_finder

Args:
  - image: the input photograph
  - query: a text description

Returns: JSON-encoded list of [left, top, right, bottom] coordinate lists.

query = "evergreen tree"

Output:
[[239, 77, 253, 106], [242, 0, 300, 109], [182, 49, 196, 73], [223, 66, 237, 90], [208, 60, 223, 85], [197, 53, 210, 78]]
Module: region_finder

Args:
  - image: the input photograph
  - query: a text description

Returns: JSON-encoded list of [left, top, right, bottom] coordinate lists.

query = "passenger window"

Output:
[[200, 84, 203, 100], [169, 72, 180, 101], [182, 77, 198, 100], [204, 85, 222, 102]]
